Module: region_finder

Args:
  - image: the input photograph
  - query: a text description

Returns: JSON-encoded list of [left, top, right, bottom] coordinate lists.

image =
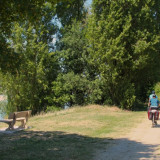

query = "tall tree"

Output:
[[87, 0, 160, 109]]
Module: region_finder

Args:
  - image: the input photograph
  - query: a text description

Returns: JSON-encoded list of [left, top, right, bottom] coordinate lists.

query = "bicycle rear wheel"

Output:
[[152, 113, 155, 127]]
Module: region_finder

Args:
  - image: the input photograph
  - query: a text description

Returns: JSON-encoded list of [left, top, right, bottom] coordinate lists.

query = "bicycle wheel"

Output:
[[152, 113, 155, 127]]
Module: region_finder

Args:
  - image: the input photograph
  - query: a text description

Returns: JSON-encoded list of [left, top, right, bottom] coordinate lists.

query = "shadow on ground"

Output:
[[0, 130, 159, 160], [0, 130, 111, 160], [96, 137, 160, 160]]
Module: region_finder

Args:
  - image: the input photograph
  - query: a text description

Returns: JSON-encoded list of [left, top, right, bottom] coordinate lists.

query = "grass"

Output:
[[0, 105, 146, 160]]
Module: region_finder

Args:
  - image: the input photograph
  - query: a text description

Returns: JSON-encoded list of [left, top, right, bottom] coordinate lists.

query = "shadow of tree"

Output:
[[0, 130, 159, 160], [0, 130, 111, 160]]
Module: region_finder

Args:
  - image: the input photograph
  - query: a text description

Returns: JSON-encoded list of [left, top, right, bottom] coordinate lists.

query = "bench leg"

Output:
[[19, 119, 27, 128], [6, 122, 15, 130]]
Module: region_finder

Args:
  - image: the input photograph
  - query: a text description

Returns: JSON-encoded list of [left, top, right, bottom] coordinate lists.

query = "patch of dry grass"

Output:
[[27, 105, 145, 138]]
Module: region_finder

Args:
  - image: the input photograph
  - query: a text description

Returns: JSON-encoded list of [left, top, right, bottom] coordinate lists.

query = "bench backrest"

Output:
[[8, 113, 15, 119], [28, 110, 32, 118], [8, 110, 32, 121], [15, 111, 28, 118]]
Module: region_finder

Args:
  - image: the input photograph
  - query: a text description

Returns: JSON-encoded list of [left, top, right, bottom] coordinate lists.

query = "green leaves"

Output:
[[51, 72, 102, 107], [1, 21, 59, 114], [1, 0, 160, 112], [48, 20, 102, 108], [87, 0, 160, 109]]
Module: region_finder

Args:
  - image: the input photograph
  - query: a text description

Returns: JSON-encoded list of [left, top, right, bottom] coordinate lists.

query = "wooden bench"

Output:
[[0, 110, 31, 130]]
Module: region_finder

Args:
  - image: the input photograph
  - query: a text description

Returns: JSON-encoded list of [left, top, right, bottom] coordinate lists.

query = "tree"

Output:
[[0, 0, 71, 72], [87, 0, 160, 109], [1, 21, 59, 114], [47, 21, 102, 108]]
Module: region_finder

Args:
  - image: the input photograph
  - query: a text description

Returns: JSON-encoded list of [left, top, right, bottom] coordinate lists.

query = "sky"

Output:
[[85, 0, 92, 8]]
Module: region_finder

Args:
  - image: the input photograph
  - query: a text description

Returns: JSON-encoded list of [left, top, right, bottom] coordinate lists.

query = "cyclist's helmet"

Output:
[[152, 91, 155, 94]]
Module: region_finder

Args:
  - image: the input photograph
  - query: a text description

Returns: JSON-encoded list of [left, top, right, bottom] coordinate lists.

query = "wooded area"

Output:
[[1, 0, 160, 114]]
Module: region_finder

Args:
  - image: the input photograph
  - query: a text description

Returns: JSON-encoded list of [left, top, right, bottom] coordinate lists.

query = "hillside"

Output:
[[0, 105, 145, 160]]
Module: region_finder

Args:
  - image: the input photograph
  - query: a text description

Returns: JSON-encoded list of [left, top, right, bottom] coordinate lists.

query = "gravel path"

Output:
[[94, 118, 160, 160]]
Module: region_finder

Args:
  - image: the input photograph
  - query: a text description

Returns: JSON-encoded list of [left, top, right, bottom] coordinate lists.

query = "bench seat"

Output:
[[16, 117, 25, 121], [0, 119, 14, 122]]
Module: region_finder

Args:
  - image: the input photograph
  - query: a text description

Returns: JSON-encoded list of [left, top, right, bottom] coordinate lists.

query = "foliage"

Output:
[[87, 0, 160, 109], [1, 22, 59, 114], [57, 21, 89, 74], [0, 0, 70, 34], [46, 105, 62, 112], [1, 0, 160, 112], [49, 72, 102, 108], [56, 0, 87, 27], [154, 82, 160, 99], [0, 0, 71, 72], [50, 21, 102, 108], [0, 0, 90, 114]]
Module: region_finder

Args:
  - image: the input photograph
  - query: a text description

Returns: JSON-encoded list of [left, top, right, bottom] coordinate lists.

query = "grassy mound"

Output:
[[0, 105, 145, 160]]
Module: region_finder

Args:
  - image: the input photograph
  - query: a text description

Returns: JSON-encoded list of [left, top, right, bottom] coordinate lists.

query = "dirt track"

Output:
[[95, 118, 160, 160]]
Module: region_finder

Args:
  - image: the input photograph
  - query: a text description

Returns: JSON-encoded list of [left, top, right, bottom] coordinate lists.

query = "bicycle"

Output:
[[148, 107, 159, 127]]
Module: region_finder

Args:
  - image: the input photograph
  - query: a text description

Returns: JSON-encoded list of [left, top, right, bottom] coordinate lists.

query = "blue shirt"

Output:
[[150, 98, 159, 107]]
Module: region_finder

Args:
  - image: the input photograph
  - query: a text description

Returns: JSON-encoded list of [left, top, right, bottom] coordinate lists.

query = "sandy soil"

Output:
[[94, 118, 160, 160]]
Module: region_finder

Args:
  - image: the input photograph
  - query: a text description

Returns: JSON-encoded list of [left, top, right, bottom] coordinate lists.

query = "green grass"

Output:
[[0, 105, 146, 160]]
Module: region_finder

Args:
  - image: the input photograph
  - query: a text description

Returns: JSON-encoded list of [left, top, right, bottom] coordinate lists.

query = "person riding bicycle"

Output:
[[148, 94, 160, 125]]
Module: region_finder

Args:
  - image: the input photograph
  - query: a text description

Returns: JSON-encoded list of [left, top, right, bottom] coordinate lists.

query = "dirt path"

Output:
[[94, 118, 160, 160]]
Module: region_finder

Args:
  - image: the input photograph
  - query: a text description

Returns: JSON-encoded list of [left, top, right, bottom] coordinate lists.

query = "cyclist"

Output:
[[148, 94, 160, 125]]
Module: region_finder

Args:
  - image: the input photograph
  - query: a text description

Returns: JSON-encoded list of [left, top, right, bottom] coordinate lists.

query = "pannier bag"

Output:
[[148, 108, 159, 120]]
